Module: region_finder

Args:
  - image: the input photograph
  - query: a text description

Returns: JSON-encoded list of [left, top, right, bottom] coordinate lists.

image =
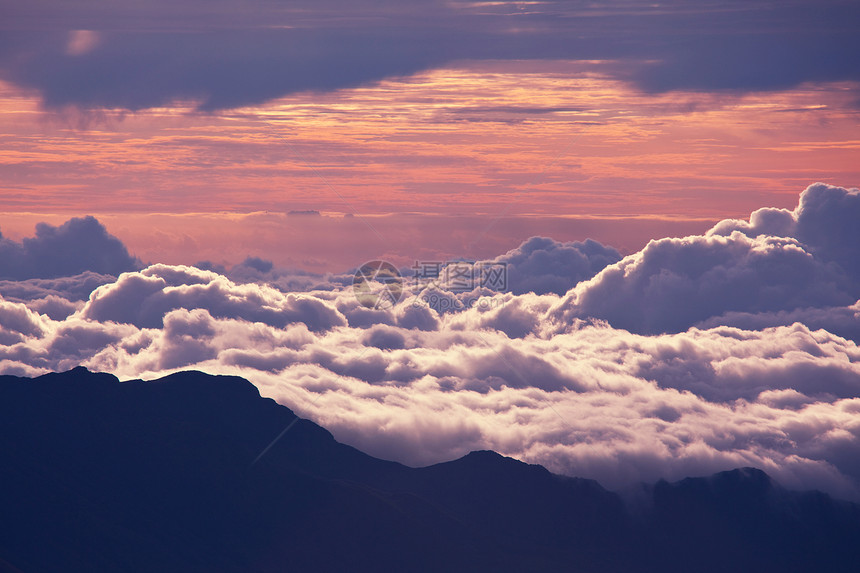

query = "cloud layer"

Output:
[[0, 216, 140, 280], [485, 236, 621, 296], [1, 183, 859, 499], [549, 183, 860, 335], [1, 1, 859, 110]]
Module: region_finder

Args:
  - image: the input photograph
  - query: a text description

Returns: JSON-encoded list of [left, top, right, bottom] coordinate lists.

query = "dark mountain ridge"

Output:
[[1, 368, 858, 572]]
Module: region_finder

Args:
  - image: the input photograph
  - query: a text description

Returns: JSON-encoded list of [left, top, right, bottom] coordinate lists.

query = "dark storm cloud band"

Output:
[[1, 0, 859, 110]]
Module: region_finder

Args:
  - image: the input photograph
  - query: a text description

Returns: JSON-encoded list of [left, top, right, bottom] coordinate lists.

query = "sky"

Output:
[[1, 0, 860, 497], [1, 0, 859, 268]]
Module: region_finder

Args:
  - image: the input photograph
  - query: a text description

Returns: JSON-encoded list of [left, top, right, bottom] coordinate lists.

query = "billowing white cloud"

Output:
[[484, 236, 621, 296], [0, 271, 117, 303], [82, 264, 346, 331], [1, 184, 859, 499], [549, 184, 860, 335], [709, 182, 860, 280], [547, 232, 854, 335]]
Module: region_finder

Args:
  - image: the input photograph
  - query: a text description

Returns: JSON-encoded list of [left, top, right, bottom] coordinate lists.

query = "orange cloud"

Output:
[[0, 61, 857, 268]]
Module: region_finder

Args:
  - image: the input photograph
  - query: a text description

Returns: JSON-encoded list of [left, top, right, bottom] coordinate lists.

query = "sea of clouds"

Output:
[[1, 183, 859, 498]]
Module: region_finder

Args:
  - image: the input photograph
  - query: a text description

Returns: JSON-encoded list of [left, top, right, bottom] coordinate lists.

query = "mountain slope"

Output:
[[1, 368, 858, 572]]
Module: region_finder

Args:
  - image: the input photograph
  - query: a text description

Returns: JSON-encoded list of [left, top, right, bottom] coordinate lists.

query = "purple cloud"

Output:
[[489, 236, 621, 296], [1, 1, 858, 110], [82, 264, 346, 331], [0, 217, 141, 280], [549, 184, 860, 335]]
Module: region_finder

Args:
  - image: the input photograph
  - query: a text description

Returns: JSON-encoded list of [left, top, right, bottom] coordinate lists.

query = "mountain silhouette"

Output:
[[1, 368, 858, 572]]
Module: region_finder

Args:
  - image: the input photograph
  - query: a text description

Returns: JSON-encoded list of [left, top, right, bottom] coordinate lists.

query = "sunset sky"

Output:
[[2, 0, 860, 501], [1, 0, 858, 269]]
